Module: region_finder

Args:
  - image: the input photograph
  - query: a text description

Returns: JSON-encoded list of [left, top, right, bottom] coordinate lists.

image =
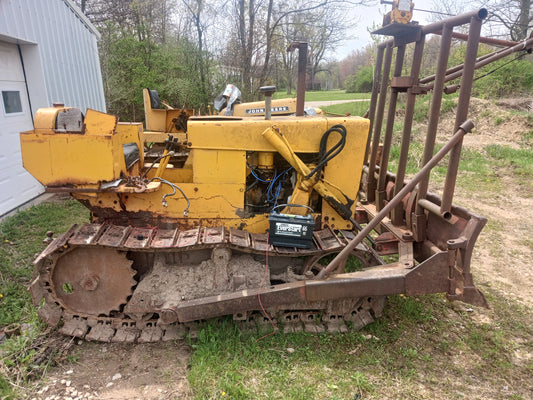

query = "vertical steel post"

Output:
[[391, 35, 426, 226], [376, 44, 406, 211], [366, 43, 393, 204], [364, 46, 385, 164], [296, 43, 308, 116], [441, 15, 483, 215], [414, 24, 454, 220], [287, 42, 308, 117]]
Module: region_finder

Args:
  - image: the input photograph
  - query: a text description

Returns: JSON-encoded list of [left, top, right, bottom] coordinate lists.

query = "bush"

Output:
[[450, 43, 533, 98], [344, 74, 358, 93], [473, 58, 533, 98], [345, 65, 373, 93]]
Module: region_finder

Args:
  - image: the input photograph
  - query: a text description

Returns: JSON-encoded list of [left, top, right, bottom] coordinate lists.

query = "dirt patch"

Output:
[[27, 335, 191, 400], [436, 97, 532, 151], [432, 97, 533, 306]]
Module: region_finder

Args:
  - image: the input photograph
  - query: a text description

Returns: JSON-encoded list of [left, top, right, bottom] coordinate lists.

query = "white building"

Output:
[[0, 0, 105, 216]]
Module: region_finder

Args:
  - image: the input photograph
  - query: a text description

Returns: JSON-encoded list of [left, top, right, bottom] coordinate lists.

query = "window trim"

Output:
[[1, 89, 25, 117]]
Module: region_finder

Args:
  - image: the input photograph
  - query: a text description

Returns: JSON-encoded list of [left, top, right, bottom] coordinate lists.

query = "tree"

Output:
[[487, 0, 532, 40], [430, 0, 532, 40], [221, 0, 374, 98]]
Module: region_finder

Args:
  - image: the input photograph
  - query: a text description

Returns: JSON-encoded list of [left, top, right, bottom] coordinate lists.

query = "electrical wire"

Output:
[[248, 164, 273, 183], [255, 233, 277, 343], [267, 167, 292, 207], [149, 176, 190, 216], [474, 52, 527, 82]]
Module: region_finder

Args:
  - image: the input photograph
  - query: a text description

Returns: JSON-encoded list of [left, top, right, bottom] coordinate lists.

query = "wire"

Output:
[[474, 53, 527, 82], [248, 165, 273, 183], [267, 167, 292, 207], [271, 203, 314, 214], [255, 233, 277, 343], [149, 176, 190, 216], [305, 124, 347, 180]]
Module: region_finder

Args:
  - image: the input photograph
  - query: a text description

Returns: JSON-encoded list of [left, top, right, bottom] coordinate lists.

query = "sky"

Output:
[[334, 0, 438, 60]]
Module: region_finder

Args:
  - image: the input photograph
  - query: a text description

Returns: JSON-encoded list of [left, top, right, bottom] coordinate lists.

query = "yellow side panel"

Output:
[[20, 133, 119, 186], [143, 88, 167, 132], [158, 168, 193, 183], [116, 122, 144, 167], [187, 116, 368, 153], [84, 109, 117, 136], [321, 120, 369, 229], [187, 116, 370, 229], [78, 182, 245, 220], [192, 149, 246, 184], [229, 98, 297, 117]]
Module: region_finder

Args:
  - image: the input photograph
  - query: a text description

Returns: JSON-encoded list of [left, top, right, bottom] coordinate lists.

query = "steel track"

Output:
[[30, 223, 386, 342]]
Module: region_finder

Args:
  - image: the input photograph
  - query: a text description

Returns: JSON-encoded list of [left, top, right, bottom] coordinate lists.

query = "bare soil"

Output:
[[438, 97, 533, 306], [25, 97, 533, 400], [29, 338, 191, 400]]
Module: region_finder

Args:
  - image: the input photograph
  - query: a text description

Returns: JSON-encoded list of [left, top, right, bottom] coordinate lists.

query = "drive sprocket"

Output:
[[50, 247, 136, 316]]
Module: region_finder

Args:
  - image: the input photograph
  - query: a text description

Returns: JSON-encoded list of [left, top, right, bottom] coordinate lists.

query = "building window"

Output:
[[2, 91, 23, 114]]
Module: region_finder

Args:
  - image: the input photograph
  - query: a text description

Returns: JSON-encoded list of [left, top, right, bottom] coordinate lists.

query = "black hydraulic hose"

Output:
[[305, 124, 347, 180], [141, 152, 173, 179]]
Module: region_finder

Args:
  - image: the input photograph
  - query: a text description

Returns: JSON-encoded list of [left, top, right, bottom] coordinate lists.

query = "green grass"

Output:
[[188, 293, 532, 399], [0, 199, 88, 325], [411, 93, 458, 123], [273, 90, 370, 101], [0, 198, 88, 398], [385, 129, 533, 195], [320, 101, 370, 117], [485, 145, 533, 177]]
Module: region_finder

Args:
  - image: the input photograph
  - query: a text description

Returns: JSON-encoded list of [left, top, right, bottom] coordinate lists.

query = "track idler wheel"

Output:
[[50, 247, 136, 316]]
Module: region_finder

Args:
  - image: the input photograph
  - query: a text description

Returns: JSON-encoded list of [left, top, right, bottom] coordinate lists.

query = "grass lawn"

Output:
[[320, 101, 370, 117], [273, 89, 370, 101]]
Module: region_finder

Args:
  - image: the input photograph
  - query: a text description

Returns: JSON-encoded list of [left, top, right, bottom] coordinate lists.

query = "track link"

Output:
[[31, 223, 386, 342]]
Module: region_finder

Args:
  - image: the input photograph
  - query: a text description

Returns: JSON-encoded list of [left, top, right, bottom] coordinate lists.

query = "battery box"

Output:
[[268, 212, 315, 249]]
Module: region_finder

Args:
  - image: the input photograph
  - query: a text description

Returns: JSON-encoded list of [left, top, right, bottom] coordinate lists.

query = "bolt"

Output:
[[160, 309, 178, 324], [80, 275, 99, 291]]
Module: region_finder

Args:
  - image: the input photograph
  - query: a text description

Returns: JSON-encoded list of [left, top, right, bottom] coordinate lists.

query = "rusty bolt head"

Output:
[[402, 232, 413, 240], [160, 309, 178, 324], [80, 275, 99, 291]]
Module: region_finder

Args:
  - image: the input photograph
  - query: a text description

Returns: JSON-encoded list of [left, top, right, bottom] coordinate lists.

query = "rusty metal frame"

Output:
[[353, 8, 533, 307]]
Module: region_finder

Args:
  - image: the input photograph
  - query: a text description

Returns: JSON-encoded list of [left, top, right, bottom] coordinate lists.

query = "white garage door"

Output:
[[0, 41, 43, 216]]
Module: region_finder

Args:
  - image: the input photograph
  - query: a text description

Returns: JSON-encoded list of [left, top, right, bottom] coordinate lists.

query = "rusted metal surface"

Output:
[[376, 44, 406, 211], [50, 247, 136, 315], [30, 194, 485, 342], [366, 44, 391, 204], [31, 221, 394, 340], [320, 122, 474, 279], [391, 37, 425, 225], [374, 232, 399, 255], [287, 42, 308, 116], [441, 14, 484, 216]]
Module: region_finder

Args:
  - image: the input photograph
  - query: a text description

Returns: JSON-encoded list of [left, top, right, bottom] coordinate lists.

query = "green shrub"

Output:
[[450, 43, 533, 98], [345, 65, 374, 93], [344, 74, 358, 93]]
